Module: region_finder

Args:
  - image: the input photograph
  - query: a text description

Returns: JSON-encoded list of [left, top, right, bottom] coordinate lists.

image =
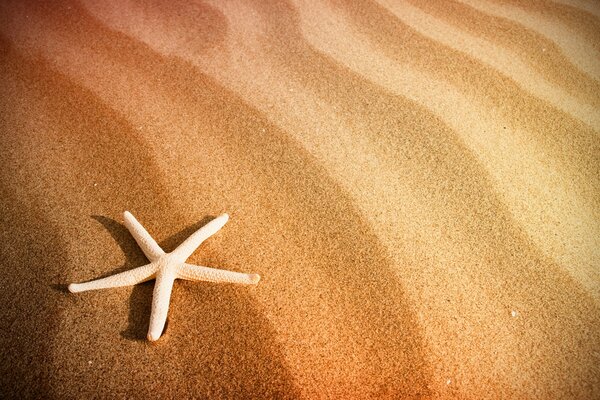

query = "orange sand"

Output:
[[0, 0, 599, 398]]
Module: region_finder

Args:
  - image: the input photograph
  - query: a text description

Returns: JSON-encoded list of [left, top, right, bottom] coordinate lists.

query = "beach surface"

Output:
[[0, 0, 599, 398]]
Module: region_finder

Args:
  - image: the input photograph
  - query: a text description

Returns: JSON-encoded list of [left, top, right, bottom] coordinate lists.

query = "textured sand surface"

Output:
[[0, 0, 599, 398]]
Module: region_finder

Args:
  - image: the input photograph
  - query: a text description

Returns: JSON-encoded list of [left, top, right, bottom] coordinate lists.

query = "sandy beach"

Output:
[[0, 0, 599, 398]]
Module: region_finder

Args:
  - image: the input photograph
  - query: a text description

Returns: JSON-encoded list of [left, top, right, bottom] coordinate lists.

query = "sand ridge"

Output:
[[0, 0, 599, 398]]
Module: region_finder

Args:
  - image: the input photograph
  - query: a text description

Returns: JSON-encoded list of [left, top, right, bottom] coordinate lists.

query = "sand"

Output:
[[0, 0, 599, 398]]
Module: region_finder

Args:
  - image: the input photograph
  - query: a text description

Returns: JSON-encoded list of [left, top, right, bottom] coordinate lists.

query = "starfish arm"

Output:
[[68, 262, 157, 293], [123, 211, 165, 262], [147, 269, 176, 341], [178, 263, 261, 285], [170, 214, 229, 262]]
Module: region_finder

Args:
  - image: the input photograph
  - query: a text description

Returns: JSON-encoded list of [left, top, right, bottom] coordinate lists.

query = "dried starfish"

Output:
[[69, 211, 260, 341]]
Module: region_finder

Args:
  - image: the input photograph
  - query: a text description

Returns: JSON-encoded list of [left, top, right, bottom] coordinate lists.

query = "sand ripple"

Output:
[[0, 0, 599, 398]]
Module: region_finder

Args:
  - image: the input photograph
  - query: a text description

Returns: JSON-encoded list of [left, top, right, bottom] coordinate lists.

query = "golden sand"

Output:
[[0, 0, 599, 398]]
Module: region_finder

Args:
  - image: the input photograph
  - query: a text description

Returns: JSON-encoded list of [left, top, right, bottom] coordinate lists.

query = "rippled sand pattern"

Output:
[[0, 0, 599, 398]]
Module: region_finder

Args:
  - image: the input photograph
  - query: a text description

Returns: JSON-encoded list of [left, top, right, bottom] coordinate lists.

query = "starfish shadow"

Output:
[[50, 283, 70, 293], [91, 214, 216, 341]]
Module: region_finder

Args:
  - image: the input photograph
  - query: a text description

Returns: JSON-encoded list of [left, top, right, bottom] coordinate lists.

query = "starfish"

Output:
[[69, 211, 260, 341]]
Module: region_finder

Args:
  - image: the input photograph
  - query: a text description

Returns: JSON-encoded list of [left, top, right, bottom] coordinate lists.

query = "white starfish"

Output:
[[69, 211, 260, 341]]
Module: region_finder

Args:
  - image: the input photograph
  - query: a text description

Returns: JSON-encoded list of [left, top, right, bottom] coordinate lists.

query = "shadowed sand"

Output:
[[0, 0, 599, 398]]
